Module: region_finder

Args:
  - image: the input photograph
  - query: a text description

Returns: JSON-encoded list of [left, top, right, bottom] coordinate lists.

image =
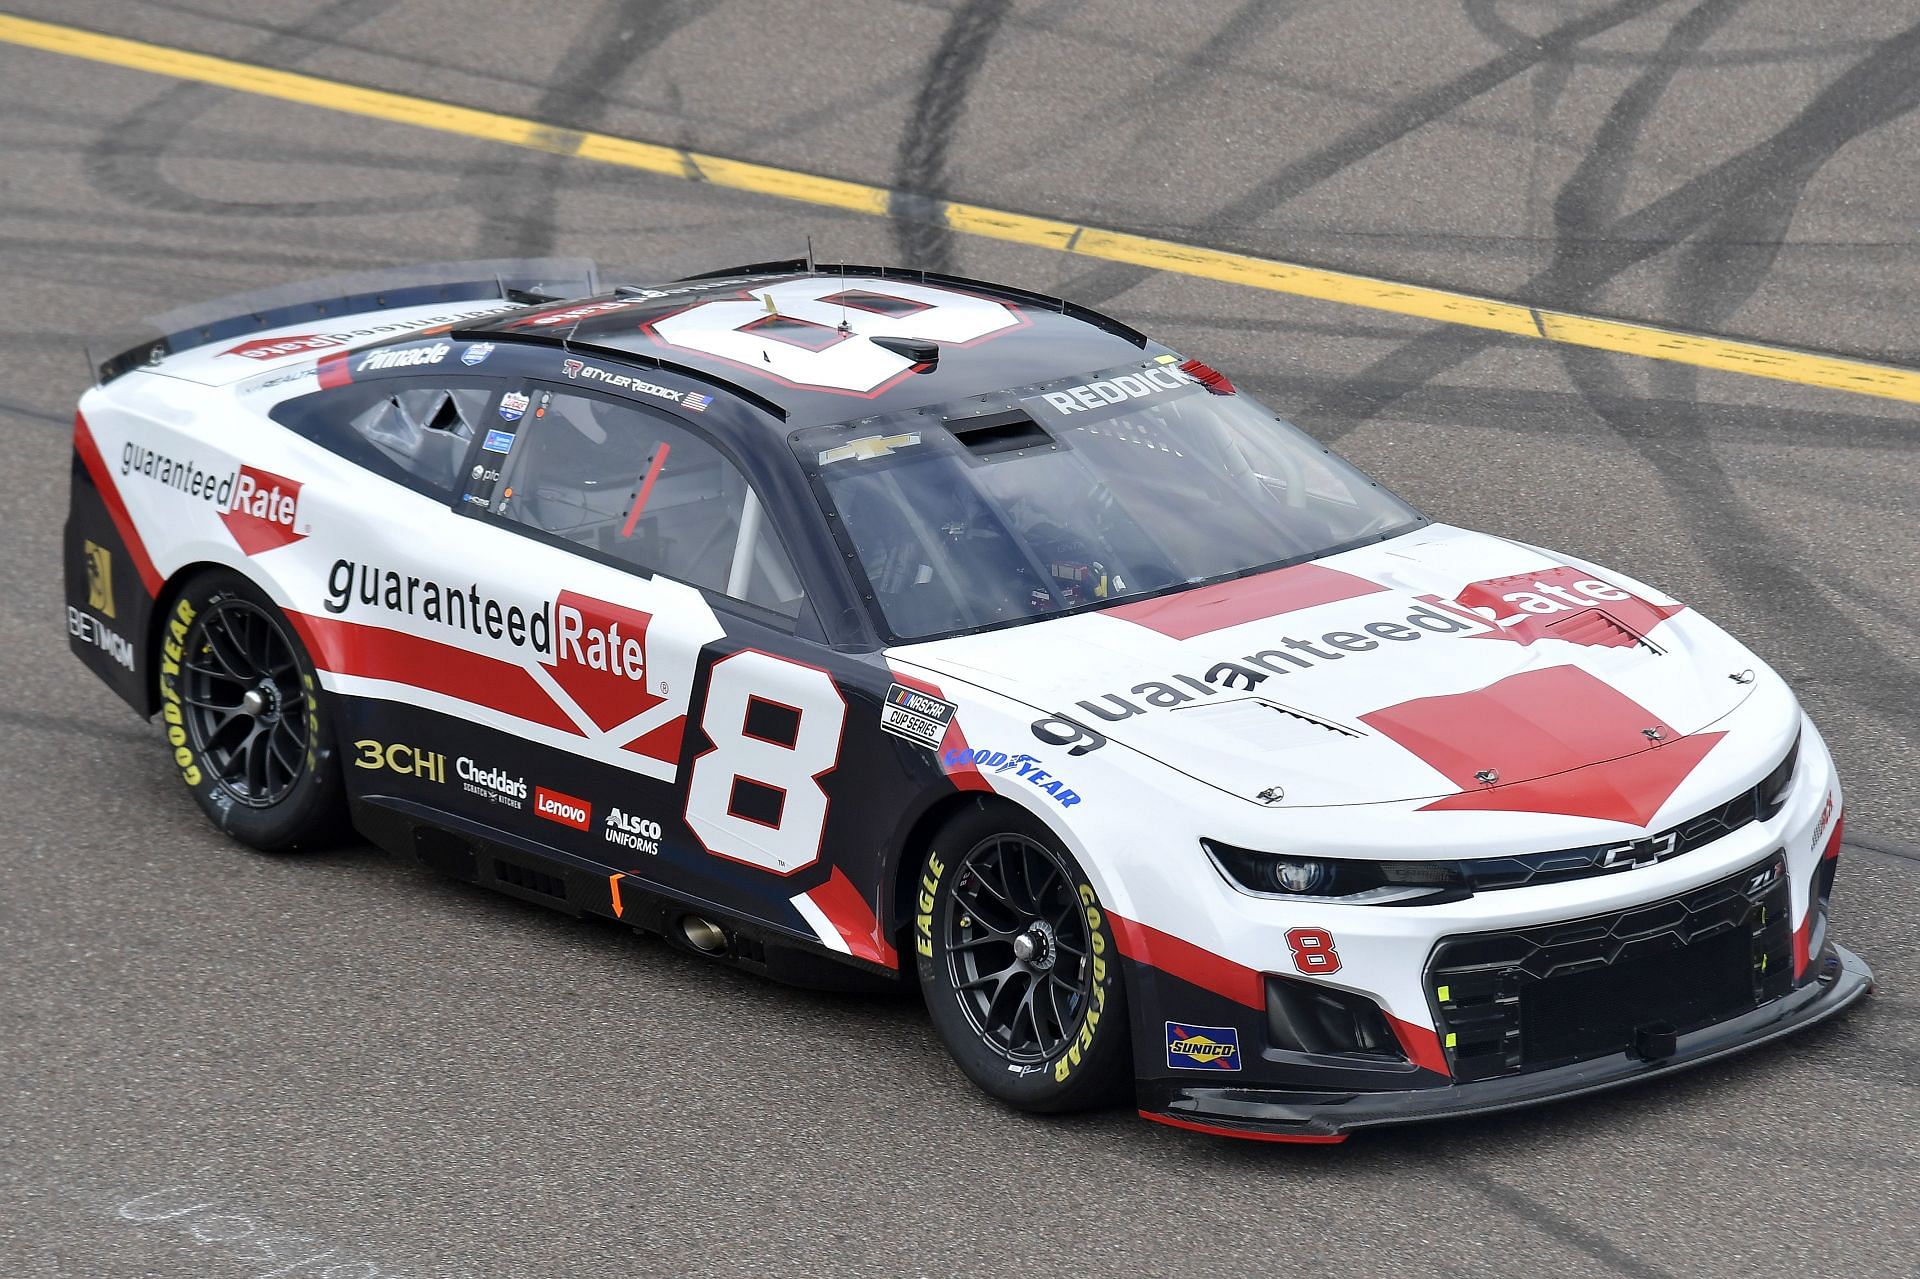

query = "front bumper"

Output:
[[1138, 944, 1872, 1142]]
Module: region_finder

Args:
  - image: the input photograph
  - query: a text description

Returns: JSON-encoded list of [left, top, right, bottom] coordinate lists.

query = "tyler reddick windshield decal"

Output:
[[1021, 363, 1194, 424]]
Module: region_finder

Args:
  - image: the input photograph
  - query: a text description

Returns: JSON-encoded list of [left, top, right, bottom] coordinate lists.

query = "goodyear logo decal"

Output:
[[1166, 1021, 1241, 1071]]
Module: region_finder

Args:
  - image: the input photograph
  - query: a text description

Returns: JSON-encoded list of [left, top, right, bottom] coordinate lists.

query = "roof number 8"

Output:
[[648, 278, 1019, 395]]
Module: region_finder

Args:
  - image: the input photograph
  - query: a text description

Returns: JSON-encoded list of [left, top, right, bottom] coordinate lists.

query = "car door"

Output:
[[467, 380, 861, 919]]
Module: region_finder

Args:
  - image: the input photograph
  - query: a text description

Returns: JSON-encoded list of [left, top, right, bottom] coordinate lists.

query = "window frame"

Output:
[[459, 378, 826, 638], [269, 373, 512, 504]]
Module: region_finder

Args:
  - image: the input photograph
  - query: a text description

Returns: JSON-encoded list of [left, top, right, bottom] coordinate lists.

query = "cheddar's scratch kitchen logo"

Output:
[[120, 444, 307, 555], [323, 561, 660, 729]]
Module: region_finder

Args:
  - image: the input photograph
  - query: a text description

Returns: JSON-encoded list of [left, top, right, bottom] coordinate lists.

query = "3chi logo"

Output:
[[220, 465, 305, 555], [1600, 829, 1678, 870], [352, 739, 445, 782]]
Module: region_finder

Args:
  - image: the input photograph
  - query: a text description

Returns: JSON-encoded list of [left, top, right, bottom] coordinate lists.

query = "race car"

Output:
[[65, 257, 1872, 1142]]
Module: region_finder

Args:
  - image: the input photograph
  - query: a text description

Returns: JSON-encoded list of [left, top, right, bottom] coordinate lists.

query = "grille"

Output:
[[1458, 783, 1764, 891], [1429, 854, 1794, 1082]]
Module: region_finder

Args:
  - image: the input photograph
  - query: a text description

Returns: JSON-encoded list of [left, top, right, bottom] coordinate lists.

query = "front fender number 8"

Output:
[[685, 650, 846, 874]]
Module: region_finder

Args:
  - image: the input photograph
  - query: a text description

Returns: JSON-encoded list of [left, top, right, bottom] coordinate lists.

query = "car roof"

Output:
[[458, 262, 1160, 429]]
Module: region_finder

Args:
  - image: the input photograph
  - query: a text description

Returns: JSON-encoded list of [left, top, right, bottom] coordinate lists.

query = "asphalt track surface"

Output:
[[2, 3, 1917, 1276]]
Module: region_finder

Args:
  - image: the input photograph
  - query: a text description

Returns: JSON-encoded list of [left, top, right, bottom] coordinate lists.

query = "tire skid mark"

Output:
[[891, 0, 1013, 272], [1306, 11, 1920, 443], [1061, 0, 1671, 306], [469, 0, 691, 258], [1541, 5, 1920, 742], [1456, 1170, 1680, 1279], [79, 0, 456, 220]]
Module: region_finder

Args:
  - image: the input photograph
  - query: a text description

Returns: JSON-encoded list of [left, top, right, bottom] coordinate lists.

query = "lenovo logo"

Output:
[[534, 786, 591, 831]]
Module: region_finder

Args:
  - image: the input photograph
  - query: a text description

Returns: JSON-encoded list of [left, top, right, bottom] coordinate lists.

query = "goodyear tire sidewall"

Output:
[[916, 799, 1131, 1112], [157, 571, 344, 852]]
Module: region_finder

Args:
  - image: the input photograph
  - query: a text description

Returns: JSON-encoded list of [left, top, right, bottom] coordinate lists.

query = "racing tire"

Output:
[[916, 799, 1132, 1112], [155, 570, 347, 853]]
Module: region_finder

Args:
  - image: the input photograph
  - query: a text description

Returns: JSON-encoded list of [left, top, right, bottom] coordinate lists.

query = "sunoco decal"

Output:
[[1165, 1022, 1241, 1071]]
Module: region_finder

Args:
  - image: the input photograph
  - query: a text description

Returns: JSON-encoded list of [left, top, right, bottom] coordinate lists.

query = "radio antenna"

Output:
[[805, 234, 815, 273]]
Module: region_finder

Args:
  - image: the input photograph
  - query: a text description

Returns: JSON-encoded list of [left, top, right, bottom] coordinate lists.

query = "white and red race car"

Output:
[[65, 258, 1870, 1142]]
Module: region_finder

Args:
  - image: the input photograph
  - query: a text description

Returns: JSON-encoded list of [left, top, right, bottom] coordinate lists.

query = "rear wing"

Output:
[[92, 257, 599, 385]]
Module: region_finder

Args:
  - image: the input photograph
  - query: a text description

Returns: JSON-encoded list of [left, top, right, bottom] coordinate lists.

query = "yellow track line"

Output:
[[4, 12, 1917, 406]]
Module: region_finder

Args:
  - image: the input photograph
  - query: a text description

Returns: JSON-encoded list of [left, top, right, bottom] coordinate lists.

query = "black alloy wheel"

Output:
[[917, 800, 1130, 1112], [158, 571, 346, 852], [945, 832, 1094, 1064], [181, 597, 310, 807]]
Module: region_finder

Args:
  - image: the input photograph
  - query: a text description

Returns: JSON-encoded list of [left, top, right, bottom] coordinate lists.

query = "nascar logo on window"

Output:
[[1165, 1022, 1241, 1071]]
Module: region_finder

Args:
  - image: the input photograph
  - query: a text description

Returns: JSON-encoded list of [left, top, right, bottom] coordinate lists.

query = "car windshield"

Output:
[[793, 359, 1424, 641]]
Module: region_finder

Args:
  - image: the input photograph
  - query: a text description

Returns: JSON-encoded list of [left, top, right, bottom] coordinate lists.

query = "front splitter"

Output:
[[1138, 945, 1873, 1143]]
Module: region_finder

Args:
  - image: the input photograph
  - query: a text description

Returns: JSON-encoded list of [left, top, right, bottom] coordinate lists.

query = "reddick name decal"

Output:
[[1023, 364, 1194, 422]]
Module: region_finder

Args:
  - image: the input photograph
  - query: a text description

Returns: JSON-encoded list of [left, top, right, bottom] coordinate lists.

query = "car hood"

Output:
[[889, 525, 1759, 813]]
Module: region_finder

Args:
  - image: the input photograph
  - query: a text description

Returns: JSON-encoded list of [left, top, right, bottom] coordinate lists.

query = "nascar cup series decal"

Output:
[[879, 682, 956, 750], [1165, 1022, 1242, 1071]]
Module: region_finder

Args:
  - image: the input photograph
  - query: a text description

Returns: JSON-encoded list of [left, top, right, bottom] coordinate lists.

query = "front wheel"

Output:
[[916, 800, 1131, 1112], [156, 570, 346, 852]]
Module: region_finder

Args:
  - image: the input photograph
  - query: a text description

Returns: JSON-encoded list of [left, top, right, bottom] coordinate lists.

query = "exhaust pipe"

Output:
[[679, 916, 729, 954]]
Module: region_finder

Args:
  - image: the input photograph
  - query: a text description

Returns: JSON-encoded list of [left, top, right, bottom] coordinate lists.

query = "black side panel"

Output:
[[65, 447, 152, 715]]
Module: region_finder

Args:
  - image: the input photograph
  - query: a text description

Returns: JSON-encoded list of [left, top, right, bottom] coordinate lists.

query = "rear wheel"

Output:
[[156, 570, 346, 852], [916, 800, 1131, 1112]]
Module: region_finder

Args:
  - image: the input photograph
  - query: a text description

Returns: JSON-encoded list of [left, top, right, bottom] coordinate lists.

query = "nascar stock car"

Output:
[[64, 257, 1871, 1142]]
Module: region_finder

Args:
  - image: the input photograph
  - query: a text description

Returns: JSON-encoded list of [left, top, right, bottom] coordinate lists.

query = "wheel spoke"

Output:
[[207, 611, 253, 680], [950, 933, 1012, 952], [267, 723, 302, 777]]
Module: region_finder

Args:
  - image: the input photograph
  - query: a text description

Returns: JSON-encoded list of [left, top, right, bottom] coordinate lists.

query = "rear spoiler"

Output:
[[92, 257, 599, 384]]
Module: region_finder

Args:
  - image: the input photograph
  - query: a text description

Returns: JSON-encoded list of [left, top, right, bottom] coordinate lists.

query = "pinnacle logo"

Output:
[[356, 341, 450, 372], [219, 465, 305, 556], [541, 590, 664, 730], [1446, 566, 1684, 648]]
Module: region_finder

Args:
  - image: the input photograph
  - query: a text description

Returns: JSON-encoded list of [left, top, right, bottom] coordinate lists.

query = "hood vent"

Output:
[[1546, 607, 1662, 653], [1167, 696, 1363, 751]]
